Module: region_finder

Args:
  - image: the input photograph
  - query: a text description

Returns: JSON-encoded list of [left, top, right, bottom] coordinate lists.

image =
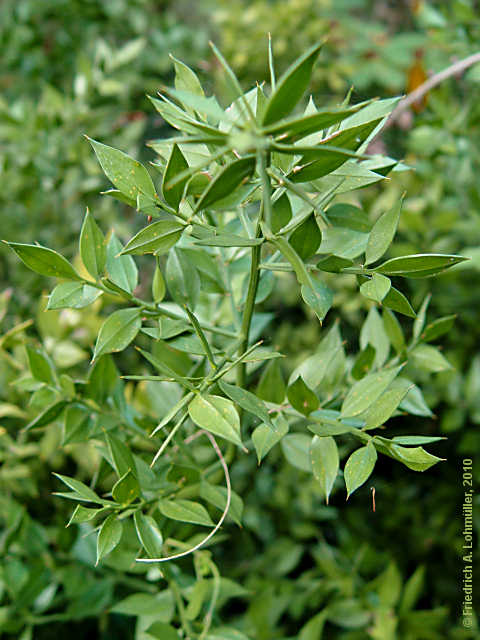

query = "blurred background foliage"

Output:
[[1, 0, 479, 638]]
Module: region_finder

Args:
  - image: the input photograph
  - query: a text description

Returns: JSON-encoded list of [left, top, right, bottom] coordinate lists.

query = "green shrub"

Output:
[[1, 43, 470, 638]]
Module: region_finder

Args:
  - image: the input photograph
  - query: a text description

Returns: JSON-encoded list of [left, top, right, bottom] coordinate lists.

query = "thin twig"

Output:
[[388, 51, 480, 126], [137, 430, 231, 563]]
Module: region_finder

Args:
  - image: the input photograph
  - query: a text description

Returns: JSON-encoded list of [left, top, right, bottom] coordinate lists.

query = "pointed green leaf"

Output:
[[358, 380, 412, 429], [262, 43, 323, 126], [256, 359, 286, 404], [289, 214, 321, 260], [383, 309, 405, 354], [301, 275, 333, 324], [106, 234, 138, 294], [188, 394, 242, 447], [105, 432, 137, 478], [26, 347, 55, 385], [421, 315, 456, 342], [96, 515, 123, 564], [365, 197, 403, 265], [80, 210, 106, 279], [159, 499, 214, 527], [194, 156, 255, 213], [120, 220, 184, 256], [166, 248, 200, 309], [87, 137, 156, 199], [287, 377, 319, 415], [218, 380, 275, 429], [389, 444, 444, 471], [263, 104, 367, 141], [194, 233, 263, 247], [410, 344, 452, 373], [341, 365, 403, 417], [252, 414, 289, 463], [25, 400, 67, 431], [134, 511, 163, 557], [281, 433, 312, 472], [271, 193, 292, 233], [391, 436, 445, 446], [172, 55, 204, 98], [112, 469, 140, 504], [7, 243, 82, 281], [53, 473, 102, 504], [47, 282, 101, 309], [200, 481, 244, 526], [162, 144, 189, 209], [382, 286, 416, 318], [310, 435, 339, 503], [152, 264, 166, 303], [93, 308, 141, 361], [344, 442, 377, 497], [375, 254, 468, 277], [360, 273, 391, 302], [67, 505, 105, 526]]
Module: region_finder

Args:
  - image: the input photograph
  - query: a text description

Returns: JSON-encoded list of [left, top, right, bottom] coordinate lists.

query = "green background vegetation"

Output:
[[0, 1, 479, 638]]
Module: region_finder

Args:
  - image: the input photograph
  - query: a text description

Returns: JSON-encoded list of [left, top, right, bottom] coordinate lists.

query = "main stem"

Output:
[[237, 149, 271, 388]]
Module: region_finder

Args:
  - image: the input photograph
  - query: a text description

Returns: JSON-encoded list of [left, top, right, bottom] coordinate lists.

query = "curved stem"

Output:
[[137, 431, 231, 564]]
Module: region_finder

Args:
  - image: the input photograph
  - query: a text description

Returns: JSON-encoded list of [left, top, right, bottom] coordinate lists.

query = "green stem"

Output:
[[237, 150, 271, 387]]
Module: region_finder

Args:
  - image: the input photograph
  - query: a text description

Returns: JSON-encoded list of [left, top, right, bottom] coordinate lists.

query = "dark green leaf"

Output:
[[256, 359, 286, 404], [53, 473, 102, 504], [263, 104, 367, 141], [262, 43, 323, 125], [287, 377, 319, 415], [26, 347, 55, 385], [289, 215, 321, 260], [7, 243, 82, 281], [382, 286, 416, 318], [112, 469, 140, 504], [25, 400, 67, 431], [80, 210, 106, 279], [162, 144, 189, 209], [218, 380, 275, 429], [383, 309, 405, 354], [105, 432, 137, 479], [96, 515, 123, 564], [134, 511, 163, 557], [194, 156, 256, 212], [271, 193, 292, 233], [92, 308, 141, 361]]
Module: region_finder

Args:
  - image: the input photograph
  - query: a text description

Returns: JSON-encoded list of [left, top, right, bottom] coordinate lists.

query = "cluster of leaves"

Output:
[[1, 42, 469, 638], [0, 0, 209, 308]]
